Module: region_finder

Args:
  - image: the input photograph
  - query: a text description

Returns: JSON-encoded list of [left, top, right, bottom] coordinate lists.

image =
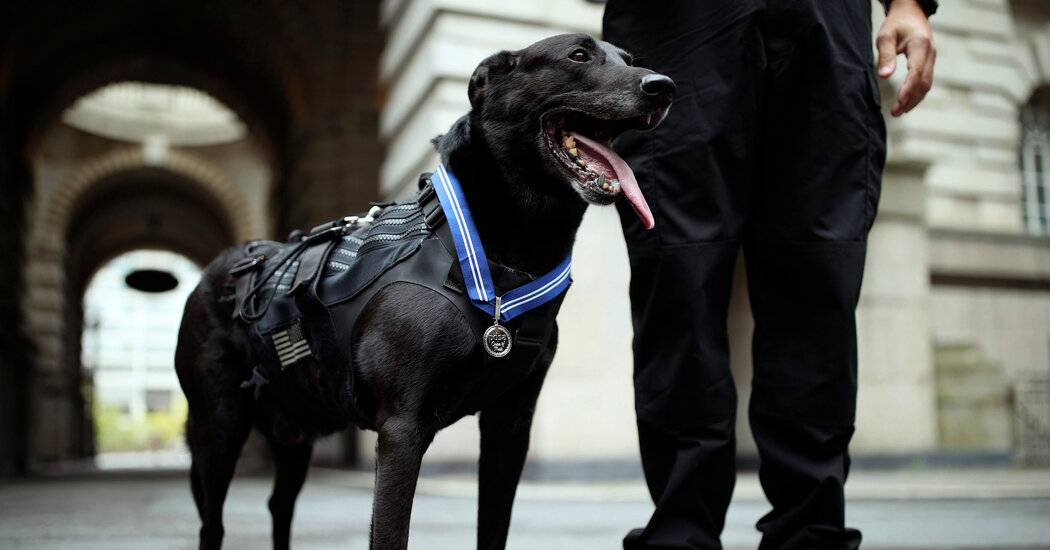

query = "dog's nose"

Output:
[[640, 74, 676, 101]]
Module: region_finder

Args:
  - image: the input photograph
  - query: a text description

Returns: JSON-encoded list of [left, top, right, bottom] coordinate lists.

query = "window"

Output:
[[1020, 91, 1050, 235]]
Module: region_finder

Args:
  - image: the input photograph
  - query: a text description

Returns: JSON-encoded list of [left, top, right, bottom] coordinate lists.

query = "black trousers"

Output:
[[604, 1, 886, 549]]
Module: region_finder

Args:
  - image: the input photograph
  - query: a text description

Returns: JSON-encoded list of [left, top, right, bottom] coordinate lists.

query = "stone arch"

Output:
[[20, 57, 288, 169], [1012, 21, 1050, 103], [35, 147, 262, 248], [21, 147, 262, 465]]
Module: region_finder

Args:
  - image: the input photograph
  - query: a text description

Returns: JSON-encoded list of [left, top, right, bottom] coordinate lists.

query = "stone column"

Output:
[[23, 240, 76, 465], [853, 162, 939, 453]]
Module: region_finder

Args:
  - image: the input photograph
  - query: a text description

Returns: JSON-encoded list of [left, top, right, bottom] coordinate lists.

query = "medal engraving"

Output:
[[483, 324, 512, 357], [483, 295, 513, 358]]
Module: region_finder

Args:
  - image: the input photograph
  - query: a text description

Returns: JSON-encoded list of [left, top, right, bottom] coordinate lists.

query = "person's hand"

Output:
[[876, 0, 936, 117]]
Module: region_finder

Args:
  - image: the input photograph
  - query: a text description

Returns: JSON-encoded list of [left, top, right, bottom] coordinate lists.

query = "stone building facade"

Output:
[[1, 0, 1047, 476]]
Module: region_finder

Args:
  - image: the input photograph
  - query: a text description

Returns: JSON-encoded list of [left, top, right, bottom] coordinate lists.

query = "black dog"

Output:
[[175, 33, 673, 550]]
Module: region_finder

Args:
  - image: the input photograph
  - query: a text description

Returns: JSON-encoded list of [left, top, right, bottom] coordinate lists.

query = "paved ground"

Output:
[[2, 468, 1050, 549]]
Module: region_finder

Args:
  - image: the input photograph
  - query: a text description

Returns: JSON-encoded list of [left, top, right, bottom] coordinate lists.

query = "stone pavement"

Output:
[[1, 468, 1049, 549]]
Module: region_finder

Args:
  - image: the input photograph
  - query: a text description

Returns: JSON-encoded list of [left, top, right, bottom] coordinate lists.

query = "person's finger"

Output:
[[902, 38, 933, 114], [916, 45, 937, 108], [876, 29, 898, 79], [892, 37, 931, 116]]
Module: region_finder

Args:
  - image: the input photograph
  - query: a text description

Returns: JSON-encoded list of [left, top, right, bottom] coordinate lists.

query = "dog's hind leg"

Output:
[[369, 416, 435, 550], [476, 334, 555, 550], [176, 259, 258, 549], [267, 440, 313, 550], [187, 398, 253, 550], [189, 451, 208, 530]]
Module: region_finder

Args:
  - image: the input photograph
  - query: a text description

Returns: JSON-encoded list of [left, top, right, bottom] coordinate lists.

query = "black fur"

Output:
[[175, 33, 673, 550]]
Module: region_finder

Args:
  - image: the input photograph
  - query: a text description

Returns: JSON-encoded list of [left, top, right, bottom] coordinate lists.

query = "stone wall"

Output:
[[935, 344, 1013, 451], [931, 284, 1050, 380], [0, 0, 32, 478]]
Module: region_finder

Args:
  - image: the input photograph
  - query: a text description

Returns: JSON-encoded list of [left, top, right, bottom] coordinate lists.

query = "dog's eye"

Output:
[[568, 48, 591, 63]]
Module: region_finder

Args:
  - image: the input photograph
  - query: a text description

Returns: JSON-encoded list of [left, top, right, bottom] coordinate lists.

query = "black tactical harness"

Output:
[[229, 175, 565, 431]]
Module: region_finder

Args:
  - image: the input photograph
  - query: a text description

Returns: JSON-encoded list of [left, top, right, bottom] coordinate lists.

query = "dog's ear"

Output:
[[468, 51, 518, 108]]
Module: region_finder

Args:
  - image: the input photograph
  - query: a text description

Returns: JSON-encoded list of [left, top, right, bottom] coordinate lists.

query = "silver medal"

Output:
[[483, 324, 512, 357], [483, 296, 513, 358]]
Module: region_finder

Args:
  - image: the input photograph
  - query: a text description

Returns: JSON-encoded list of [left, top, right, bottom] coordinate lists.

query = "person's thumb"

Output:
[[876, 28, 898, 78]]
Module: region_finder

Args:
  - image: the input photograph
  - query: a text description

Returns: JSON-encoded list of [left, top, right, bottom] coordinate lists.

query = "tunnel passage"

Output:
[[1, 0, 382, 475]]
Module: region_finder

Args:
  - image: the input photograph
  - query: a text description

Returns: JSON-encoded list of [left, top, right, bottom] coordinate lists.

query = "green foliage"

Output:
[[94, 397, 187, 452]]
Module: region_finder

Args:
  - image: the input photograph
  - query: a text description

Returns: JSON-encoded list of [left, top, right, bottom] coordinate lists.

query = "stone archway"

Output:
[[1, 0, 383, 475], [21, 148, 261, 466], [36, 147, 262, 245]]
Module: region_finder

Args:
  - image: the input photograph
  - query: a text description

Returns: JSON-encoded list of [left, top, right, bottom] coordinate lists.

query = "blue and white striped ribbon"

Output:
[[431, 165, 572, 322]]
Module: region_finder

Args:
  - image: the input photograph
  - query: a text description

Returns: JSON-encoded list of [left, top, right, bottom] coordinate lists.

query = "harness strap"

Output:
[[236, 220, 350, 322], [419, 177, 446, 230], [291, 240, 333, 295], [231, 241, 276, 320]]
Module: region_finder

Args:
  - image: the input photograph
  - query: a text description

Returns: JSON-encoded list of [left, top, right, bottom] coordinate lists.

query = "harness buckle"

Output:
[[419, 184, 445, 229]]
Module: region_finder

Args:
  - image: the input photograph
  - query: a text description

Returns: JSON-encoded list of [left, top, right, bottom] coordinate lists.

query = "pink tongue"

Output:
[[570, 132, 655, 230]]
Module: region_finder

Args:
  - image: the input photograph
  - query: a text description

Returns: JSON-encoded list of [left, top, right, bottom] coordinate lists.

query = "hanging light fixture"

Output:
[[124, 269, 179, 293]]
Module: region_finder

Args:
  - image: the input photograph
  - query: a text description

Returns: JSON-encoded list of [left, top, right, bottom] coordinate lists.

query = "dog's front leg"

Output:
[[477, 355, 553, 550], [370, 416, 434, 550]]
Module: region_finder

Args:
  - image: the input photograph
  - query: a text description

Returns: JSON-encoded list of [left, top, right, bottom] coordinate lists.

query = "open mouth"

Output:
[[543, 111, 658, 229]]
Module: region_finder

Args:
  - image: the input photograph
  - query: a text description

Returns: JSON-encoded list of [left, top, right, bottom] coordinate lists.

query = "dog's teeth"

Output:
[[568, 147, 578, 157], [563, 135, 576, 149]]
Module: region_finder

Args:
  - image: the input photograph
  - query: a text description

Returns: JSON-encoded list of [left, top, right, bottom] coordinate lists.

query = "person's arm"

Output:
[[875, 0, 937, 117]]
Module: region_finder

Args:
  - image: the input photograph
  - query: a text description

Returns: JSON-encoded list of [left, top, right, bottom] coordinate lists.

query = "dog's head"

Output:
[[467, 33, 674, 229]]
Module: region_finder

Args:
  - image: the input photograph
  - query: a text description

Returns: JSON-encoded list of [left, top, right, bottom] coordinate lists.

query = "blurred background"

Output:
[[0, 0, 1049, 548]]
